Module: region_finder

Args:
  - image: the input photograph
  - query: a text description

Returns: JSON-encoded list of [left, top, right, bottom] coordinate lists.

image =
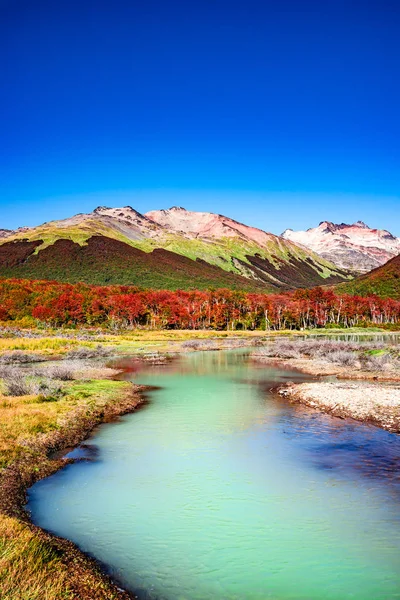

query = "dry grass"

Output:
[[0, 391, 65, 467], [0, 330, 270, 364], [0, 328, 391, 360], [0, 337, 92, 355], [0, 515, 72, 600], [67, 345, 113, 360], [0, 370, 139, 599]]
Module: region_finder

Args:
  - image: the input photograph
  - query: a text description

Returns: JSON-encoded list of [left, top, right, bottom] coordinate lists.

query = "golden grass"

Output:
[[0, 378, 134, 599], [0, 380, 129, 468], [0, 515, 73, 600], [0, 329, 267, 357], [0, 337, 93, 354], [0, 327, 389, 363], [0, 392, 67, 467]]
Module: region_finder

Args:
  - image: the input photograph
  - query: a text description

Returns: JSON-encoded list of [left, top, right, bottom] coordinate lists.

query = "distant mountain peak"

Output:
[[145, 207, 280, 245], [92, 205, 149, 222], [282, 220, 400, 273], [93, 205, 111, 213], [317, 220, 370, 230]]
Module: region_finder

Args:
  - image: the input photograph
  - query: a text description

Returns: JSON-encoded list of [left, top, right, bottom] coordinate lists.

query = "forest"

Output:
[[0, 278, 399, 330]]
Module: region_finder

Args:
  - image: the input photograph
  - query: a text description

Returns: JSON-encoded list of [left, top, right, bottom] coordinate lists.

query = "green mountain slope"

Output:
[[336, 254, 400, 299], [0, 206, 352, 290], [0, 236, 272, 291]]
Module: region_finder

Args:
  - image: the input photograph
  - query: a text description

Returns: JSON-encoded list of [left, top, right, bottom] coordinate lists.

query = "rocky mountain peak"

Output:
[[282, 220, 400, 272], [93, 205, 111, 213], [93, 206, 149, 222]]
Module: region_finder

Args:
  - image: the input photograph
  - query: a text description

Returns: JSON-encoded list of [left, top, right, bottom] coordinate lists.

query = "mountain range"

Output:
[[0, 207, 399, 296], [0, 206, 350, 291], [282, 221, 400, 273]]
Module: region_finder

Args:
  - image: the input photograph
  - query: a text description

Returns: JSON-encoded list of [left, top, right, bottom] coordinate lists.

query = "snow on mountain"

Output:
[[282, 221, 400, 273]]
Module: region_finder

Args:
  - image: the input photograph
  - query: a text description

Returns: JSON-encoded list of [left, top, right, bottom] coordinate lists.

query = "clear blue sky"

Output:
[[1, 0, 399, 235]]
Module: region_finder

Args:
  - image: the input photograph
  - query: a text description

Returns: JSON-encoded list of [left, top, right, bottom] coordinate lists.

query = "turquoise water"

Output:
[[28, 350, 400, 599]]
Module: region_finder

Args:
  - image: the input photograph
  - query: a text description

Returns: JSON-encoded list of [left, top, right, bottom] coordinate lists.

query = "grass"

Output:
[[0, 361, 140, 599], [0, 377, 129, 468], [0, 329, 269, 358], [0, 515, 72, 600], [0, 337, 94, 354], [0, 327, 393, 361]]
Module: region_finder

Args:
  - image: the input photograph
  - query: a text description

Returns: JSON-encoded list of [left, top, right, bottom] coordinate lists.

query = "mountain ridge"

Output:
[[0, 206, 352, 290], [282, 220, 400, 272]]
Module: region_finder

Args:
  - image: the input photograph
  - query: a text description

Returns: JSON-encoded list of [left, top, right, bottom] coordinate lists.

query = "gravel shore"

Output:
[[279, 381, 400, 432]]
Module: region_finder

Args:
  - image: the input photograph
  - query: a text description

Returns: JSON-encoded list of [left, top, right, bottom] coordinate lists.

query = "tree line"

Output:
[[0, 278, 399, 330]]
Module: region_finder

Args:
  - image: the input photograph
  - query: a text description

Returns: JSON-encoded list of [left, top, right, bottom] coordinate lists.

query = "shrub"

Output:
[[0, 351, 46, 364], [325, 350, 358, 366], [271, 341, 302, 359], [3, 374, 31, 396], [0, 365, 21, 379], [32, 379, 64, 402], [182, 340, 216, 350], [364, 353, 393, 371], [48, 365, 75, 381], [66, 344, 112, 360]]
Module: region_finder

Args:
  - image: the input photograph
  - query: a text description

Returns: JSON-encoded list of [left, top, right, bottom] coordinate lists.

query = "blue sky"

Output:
[[1, 0, 399, 235]]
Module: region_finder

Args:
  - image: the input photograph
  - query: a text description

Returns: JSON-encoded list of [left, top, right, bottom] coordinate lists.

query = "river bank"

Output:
[[278, 381, 400, 432], [252, 337, 400, 432], [0, 357, 149, 600]]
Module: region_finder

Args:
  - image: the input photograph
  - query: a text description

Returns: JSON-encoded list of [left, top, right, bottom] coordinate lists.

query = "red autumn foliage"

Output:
[[0, 278, 399, 330]]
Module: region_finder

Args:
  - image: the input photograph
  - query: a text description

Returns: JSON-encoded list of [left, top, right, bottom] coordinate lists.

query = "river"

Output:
[[28, 349, 400, 599]]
